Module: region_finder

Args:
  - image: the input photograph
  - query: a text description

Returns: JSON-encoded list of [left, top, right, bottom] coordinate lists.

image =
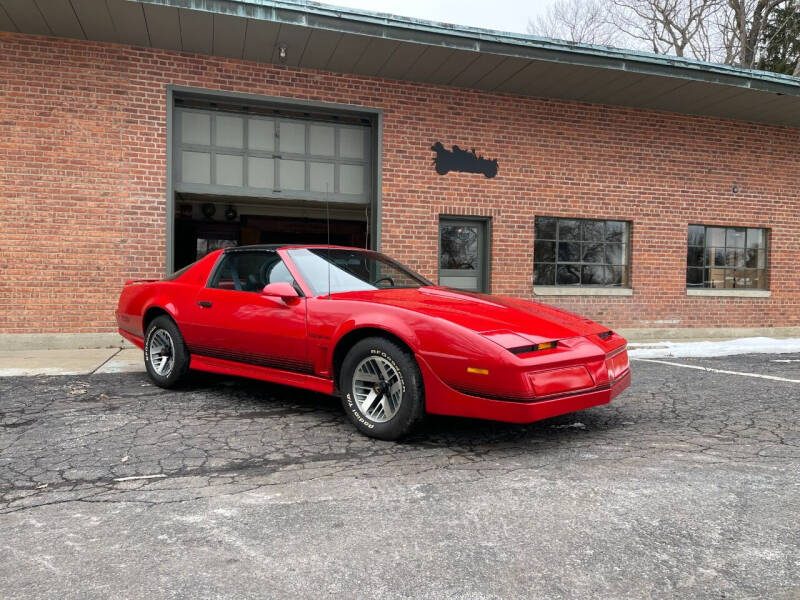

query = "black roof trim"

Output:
[[223, 244, 298, 252]]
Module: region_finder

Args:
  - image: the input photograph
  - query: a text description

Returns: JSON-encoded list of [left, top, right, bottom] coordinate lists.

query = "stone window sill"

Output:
[[533, 286, 633, 296], [686, 288, 771, 298]]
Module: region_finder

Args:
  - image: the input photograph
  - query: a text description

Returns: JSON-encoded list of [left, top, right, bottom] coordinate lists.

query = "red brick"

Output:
[[0, 32, 798, 334]]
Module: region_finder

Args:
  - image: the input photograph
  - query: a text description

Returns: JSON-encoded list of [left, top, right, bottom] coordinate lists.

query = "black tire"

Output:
[[340, 337, 425, 440], [143, 315, 190, 389]]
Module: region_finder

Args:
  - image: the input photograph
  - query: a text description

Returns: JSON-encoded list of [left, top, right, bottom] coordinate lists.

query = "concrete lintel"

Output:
[[686, 289, 771, 298]]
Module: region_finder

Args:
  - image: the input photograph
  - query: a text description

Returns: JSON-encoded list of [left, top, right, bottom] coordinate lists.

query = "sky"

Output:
[[318, 0, 552, 35]]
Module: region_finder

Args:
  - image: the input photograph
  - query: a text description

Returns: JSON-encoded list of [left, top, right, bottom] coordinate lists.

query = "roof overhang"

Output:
[[2, 0, 799, 127]]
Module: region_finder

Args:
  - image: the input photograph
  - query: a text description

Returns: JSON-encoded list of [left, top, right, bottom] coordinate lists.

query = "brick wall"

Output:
[[1, 32, 798, 334]]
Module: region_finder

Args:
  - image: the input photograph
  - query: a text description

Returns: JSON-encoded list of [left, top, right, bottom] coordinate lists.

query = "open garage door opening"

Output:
[[173, 194, 369, 270], [169, 92, 378, 271]]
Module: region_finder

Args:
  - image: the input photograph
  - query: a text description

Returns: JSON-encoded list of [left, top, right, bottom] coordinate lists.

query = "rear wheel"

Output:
[[340, 337, 425, 440], [144, 315, 190, 388]]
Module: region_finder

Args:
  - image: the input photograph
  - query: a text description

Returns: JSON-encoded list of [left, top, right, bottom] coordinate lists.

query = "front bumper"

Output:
[[418, 353, 631, 423]]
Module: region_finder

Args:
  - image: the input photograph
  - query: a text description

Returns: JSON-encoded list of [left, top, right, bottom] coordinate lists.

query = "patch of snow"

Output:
[[551, 421, 587, 430], [628, 337, 800, 359]]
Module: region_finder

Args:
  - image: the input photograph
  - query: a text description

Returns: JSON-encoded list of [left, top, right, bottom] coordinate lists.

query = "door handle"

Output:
[[197, 301, 212, 308]]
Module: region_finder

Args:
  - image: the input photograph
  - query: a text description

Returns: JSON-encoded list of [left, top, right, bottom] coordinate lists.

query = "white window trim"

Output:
[[534, 286, 633, 296], [686, 288, 771, 298]]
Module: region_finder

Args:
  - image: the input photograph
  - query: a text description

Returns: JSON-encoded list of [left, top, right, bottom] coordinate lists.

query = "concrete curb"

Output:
[[615, 327, 800, 342], [3, 327, 800, 351], [0, 333, 133, 351]]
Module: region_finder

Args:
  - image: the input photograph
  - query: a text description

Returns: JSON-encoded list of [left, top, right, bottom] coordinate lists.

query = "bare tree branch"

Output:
[[527, 0, 621, 45], [529, 0, 793, 71], [609, 0, 726, 57]]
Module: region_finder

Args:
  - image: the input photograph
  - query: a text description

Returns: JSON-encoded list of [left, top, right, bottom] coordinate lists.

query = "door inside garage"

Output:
[[169, 94, 377, 271]]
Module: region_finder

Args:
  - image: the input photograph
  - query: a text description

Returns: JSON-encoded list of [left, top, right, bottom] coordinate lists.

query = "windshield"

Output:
[[287, 248, 431, 296]]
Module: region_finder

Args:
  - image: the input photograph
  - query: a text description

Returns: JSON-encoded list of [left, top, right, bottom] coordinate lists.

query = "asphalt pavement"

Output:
[[1, 354, 798, 599]]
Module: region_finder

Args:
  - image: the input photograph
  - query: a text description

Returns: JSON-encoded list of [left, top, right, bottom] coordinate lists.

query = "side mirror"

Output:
[[261, 281, 299, 301]]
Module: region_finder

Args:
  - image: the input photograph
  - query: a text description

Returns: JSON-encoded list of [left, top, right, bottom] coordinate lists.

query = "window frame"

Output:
[[533, 216, 631, 288], [207, 250, 302, 295], [686, 224, 769, 290]]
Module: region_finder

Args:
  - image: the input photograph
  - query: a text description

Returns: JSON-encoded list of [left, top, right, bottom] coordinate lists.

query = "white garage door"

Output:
[[174, 107, 371, 204]]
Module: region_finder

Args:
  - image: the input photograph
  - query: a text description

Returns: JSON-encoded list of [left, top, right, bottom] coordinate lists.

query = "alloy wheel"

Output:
[[351, 356, 403, 423], [148, 329, 175, 376]]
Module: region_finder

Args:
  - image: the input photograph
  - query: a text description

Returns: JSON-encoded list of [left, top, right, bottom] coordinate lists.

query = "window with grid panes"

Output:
[[687, 225, 768, 289], [534, 217, 630, 287]]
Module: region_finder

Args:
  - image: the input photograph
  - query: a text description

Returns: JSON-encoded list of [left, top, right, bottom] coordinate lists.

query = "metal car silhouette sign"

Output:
[[431, 142, 499, 178]]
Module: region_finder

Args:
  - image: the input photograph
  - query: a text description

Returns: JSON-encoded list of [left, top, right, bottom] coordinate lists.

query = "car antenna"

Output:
[[326, 183, 331, 299]]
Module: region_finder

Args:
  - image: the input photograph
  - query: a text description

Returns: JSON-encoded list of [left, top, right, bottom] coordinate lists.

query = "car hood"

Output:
[[330, 286, 609, 343]]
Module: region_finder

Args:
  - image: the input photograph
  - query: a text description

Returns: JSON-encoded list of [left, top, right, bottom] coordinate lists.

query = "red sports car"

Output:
[[116, 245, 630, 439]]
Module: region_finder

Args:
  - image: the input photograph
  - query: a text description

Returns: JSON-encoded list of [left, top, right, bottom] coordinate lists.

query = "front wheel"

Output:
[[340, 337, 425, 440], [144, 315, 190, 388]]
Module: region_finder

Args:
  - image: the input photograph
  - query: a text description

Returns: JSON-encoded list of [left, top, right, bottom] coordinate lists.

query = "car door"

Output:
[[186, 250, 311, 374]]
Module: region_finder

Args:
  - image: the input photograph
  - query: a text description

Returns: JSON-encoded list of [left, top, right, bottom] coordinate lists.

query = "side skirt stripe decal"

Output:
[[187, 343, 315, 375]]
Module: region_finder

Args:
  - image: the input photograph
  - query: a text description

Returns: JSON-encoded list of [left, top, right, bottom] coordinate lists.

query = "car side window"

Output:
[[267, 260, 294, 285], [209, 251, 297, 293]]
